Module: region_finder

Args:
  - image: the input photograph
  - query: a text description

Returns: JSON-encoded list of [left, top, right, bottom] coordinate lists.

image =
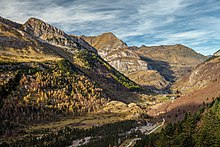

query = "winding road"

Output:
[[126, 138, 141, 147], [146, 118, 165, 135], [126, 119, 165, 147]]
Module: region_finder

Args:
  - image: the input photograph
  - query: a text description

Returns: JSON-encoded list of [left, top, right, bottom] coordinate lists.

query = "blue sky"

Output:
[[0, 0, 220, 55]]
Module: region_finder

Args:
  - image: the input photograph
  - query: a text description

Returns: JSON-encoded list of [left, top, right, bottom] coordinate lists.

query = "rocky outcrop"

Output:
[[0, 18, 61, 62], [23, 18, 97, 54], [81, 32, 147, 74]]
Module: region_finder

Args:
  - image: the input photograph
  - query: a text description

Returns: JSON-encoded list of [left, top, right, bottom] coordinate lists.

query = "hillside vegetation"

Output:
[[0, 16, 145, 143], [136, 97, 220, 147]]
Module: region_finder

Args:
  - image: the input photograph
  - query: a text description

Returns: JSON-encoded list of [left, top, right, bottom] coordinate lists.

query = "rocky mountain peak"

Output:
[[23, 17, 97, 53], [96, 32, 127, 49], [81, 32, 148, 75], [24, 17, 65, 37], [100, 32, 118, 38], [81, 32, 127, 54]]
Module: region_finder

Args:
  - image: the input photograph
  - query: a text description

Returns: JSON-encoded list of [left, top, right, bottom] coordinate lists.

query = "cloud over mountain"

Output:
[[0, 0, 220, 55]]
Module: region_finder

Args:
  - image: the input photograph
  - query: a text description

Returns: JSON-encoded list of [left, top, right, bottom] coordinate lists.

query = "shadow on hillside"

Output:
[[140, 56, 175, 82], [151, 102, 206, 123], [142, 85, 171, 94]]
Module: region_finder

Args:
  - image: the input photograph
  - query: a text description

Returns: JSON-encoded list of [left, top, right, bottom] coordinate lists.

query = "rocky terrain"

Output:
[[82, 33, 207, 90], [0, 16, 61, 62], [172, 55, 220, 94], [24, 18, 96, 54], [148, 55, 220, 122], [81, 33, 148, 75]]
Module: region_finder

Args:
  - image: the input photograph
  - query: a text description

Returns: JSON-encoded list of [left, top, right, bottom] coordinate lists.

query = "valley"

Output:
[[0, 15, 220, 147]]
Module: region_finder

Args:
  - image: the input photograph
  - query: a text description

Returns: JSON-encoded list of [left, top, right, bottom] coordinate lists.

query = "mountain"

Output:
[[1, 15, 219, 147], [81, 32, 148, 74], [0, 16, 143, 138], [0, 17, 61, 62], [172, 55, 220, 94], [81, 33, 170, 89], [82, 33, 207, 90], [133, 44, 208, 82], [23, 18, 96, 54], [148, 55, 220, 122]]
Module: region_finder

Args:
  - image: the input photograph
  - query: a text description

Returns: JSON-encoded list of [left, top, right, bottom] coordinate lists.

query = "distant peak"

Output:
[[26, 17, 47, 26], [27, 17, 42, 21], [174, 44, 186, 47], [23, 17, 65, 37], [103, 32, 115, 35], [100, 32, 116, 37], [141, 45, 147, 47]]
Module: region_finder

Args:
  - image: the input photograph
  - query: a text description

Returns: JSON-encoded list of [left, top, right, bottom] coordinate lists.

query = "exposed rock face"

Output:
[[82, 33, 207, 90], [81, 33, 170, 89], [214, 50, 220, 56], [81, 32, 148, 74], [133, 44, 208, 81], [172, 56, 220, 94], [23, 18, 97, 54]]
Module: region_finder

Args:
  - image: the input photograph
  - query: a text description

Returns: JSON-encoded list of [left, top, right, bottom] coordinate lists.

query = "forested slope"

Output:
[[135, 97, 220, 147]]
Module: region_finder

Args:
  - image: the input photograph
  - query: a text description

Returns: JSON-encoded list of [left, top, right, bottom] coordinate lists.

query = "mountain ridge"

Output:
[[0, 16, 143, 129], [81, 32, 207, 90], [23, 17, 97, 54], [148, 55, 220, 122]]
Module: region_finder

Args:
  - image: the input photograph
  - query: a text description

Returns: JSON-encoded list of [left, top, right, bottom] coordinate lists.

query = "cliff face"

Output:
[[81, 32, 148, 74]]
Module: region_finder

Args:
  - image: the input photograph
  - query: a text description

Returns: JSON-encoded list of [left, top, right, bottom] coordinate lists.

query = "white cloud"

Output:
[[166, 31, 209, 40], [0, 0, 219, 55]]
